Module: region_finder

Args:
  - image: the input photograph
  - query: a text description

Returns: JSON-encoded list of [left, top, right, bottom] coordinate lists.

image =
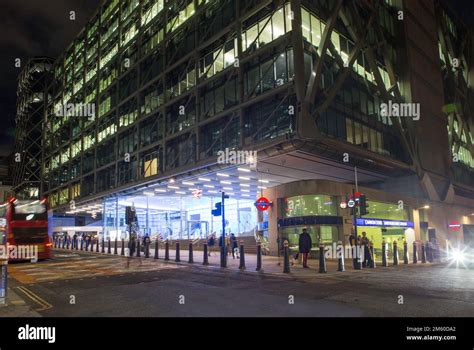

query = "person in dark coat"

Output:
[[207, 233, 216, 256], [298, 228, 312, 268], [360, 231, 370, 267], [230, 233, 239, 259]]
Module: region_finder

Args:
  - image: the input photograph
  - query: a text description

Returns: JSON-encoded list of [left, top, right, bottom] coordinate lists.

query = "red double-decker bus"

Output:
[[0, 198, 52, 261]]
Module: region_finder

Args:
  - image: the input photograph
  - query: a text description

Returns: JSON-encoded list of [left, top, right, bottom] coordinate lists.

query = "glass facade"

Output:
[[357, 201, 412, 257], [279, 195, 339, 252], [101, 194, 257, 241], [42, 0, 414, 210], [280, 195, 337, 217]]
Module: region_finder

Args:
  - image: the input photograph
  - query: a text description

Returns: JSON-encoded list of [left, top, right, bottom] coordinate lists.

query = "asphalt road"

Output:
[[4, 249, 474, 317]]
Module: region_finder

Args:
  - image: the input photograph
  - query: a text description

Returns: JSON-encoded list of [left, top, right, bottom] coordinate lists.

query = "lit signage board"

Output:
[[355, 218, 414, 228]]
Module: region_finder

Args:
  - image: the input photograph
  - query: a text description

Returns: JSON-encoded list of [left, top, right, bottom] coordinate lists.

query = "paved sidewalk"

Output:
[[57, 244, 442, 278], [0, 284, 41, 317]]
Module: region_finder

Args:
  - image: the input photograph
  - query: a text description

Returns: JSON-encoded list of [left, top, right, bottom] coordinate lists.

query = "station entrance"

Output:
[[102, 194, 258, 241]]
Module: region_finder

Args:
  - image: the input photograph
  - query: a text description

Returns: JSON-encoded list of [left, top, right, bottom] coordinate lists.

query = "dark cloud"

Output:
[[0, 0, 99, 156]]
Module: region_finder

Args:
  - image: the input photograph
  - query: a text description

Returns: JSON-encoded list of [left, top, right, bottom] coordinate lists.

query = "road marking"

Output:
[[16, 286, 53, 312]]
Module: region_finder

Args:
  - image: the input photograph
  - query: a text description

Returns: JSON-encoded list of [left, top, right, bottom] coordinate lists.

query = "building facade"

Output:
[[13, 57, 54, 199], [36, 0, 473, 253]]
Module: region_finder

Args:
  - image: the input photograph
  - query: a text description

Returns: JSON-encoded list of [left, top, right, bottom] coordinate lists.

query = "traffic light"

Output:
[[212, 202, 222, 216], [359, 195, 369, 216], [125, 206, 136, 224]]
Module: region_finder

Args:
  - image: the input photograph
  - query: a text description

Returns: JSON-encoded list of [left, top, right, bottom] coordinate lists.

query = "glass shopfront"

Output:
[[102, 194, 258, 241], [278, 195, 341, 253], [356, 200, 413, 256]]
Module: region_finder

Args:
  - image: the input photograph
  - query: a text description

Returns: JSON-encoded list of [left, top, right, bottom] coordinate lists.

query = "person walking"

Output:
[[225, 235, 231, 256], [207, 233, 216, 256], [298, 228, 312, 268], [230, 233, 239, 259], [360, 231, 370, 267]]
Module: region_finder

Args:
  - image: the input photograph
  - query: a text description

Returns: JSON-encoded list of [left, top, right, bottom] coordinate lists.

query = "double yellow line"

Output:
[[16, 286, 53, 312]]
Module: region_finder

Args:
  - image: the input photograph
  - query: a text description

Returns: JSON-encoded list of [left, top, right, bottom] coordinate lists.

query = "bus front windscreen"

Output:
[[12, 200, 47, 221]]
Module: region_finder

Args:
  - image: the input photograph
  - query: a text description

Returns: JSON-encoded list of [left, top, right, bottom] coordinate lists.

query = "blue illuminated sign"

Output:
[[355, 218, 414, 228]]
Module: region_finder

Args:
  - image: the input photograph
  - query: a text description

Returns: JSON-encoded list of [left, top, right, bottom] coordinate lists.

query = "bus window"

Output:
[[12, 200, 47, 221]]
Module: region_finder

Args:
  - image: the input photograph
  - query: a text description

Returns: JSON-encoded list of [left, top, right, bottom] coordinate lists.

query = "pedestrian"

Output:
[[298, 228, 312, 268], [230, 233, 239, 259], [73, 233, 78, 249], [360, 231, 370, 267], [207, 233, 216, 256], [225, 234, 231, 256]]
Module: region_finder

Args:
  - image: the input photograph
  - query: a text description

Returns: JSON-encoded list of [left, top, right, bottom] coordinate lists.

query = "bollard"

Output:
[[136, 239, 141, 257], [107, 238, 111, 254], [337, 241, 345, 272], [256, 241, 262, 271], [403, 241, 409, 264], [203, 243, 209, 265], [175, 242, 180, 262], [114, 238, 118, 255], [145, 241, 150, 258], [393, 241, 399, 265], [96, 238, 99, 253], [381, 240, 387, 266], [75, 237, 79, 250], [318, 243, 327, 273], [90, 238, 95, 252], [165, 240, 170, 261], [283, 240, 290, 273], [121, 239, 125, 256], [101, 237, 105, 253], [369, 241, 376, 268], [188, 242, 193, 263], [421, 243, 426, 263], [239, 240, 246, 270], [413, 241, 418, 264], [66, 237, 70, 250], [80, 238, 84, 251], [154, 240, 159, 259], [352, 238, 361, 270], [62, 237, 66, 249], [85, 238, 89, 251]]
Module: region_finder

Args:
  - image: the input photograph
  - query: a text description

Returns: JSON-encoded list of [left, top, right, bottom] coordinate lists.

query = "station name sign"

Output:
[[355, 218, 414, 228]]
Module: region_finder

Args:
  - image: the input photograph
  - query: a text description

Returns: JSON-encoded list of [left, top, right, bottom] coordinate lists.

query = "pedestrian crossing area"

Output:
[[8, 252, 186, 284]]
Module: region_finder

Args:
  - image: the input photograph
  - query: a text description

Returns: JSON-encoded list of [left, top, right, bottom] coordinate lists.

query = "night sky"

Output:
[[0, 0, 472, 158], [0, 0, 98, 157]]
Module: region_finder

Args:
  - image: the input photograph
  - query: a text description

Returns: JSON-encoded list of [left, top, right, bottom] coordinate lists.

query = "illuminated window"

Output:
[[142, 0, 164, 26], [83, 134, 95, 151], [59, 188, 69, 205], [166, 0, 194, 33], [100, 44, 118, 69], [144, 158, 158, 177], [71, 183, 81, 199], [243, 5, 292, 52]]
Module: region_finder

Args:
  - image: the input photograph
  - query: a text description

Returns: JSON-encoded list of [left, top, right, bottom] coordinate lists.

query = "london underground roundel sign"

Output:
[[449, 220, 461, 232], [348, 199, 355, 208], [255, 197, 271, 211]]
